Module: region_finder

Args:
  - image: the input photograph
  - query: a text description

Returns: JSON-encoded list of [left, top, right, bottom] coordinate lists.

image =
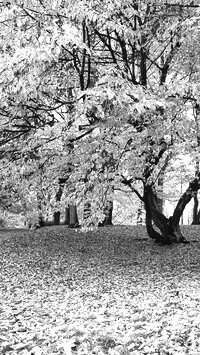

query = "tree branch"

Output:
[[121, 175, 144, 201]]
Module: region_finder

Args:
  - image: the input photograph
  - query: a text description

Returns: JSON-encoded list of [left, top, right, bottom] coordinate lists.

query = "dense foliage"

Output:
[[0, 1, 199, 240]]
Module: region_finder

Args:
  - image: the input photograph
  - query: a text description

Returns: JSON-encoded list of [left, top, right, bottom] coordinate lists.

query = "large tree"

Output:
[[0, 1, 200, 241], [69, 0, 200, 242]]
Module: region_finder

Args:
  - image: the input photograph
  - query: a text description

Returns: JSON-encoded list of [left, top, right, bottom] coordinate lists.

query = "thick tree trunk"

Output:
[[64, 206, 70, 225], [68, 205, 79, 227], [64, 204, 79, 227], [145, 173, 200, 243], [54, 211, 61, 225], [144, 183, 193, 244], [144, 186, 180, 244]]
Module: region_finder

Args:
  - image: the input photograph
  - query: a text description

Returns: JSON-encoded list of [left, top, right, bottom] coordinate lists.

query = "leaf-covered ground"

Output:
[[1, 225, 200, 355]]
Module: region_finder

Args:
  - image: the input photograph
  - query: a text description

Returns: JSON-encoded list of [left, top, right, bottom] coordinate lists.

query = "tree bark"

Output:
[[172, 175, 200, 225], [54, 211, 61, 225], [64, 204, 79, 227], [36, 176, 45, 228], [143, 180, 200, 244], [68, 205, 79, 227], [64, 205, 70, 225], [192, 192, 200, 224], [100, 200, 113, 226], [192, 104, 200, 224], [144, 185, 177, 244], [53, 178, 66, 225]]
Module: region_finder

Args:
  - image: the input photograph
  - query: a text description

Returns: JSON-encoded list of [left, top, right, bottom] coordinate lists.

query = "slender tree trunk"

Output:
[[192, 104, 200, 224], [36, 175, 45, 228], [53, 178, 66, 225], [100, 200, 113, 226], [104, 200, 113, 225], [192, 161, 200, 224]]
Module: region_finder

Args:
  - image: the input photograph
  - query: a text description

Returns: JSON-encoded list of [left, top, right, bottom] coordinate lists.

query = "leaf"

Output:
[[29, 346, 42, 355], [11, 342, 31, 351], [58, 339, 75, 355]]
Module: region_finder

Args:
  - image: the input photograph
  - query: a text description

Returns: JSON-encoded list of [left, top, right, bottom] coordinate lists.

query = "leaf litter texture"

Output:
[[0, 225, 200, 355]]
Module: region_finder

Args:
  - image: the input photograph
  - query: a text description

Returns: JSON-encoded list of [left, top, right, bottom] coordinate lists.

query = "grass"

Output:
[[0, 225, 200, 355]]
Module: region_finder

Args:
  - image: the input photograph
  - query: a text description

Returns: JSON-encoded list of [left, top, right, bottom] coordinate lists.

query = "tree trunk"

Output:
[[54, 211, 61, 226], [192, 192, 200, 224], [100, 200, 113, 226], [64, 204, 79, 227], [144, 185, 179, 244], [53, 178, 66, 225], [36, 177, 45, 228], [143, 179, 200, 244], [192, 104, 200, 224], [64, 205, 70, 225], [68, 205, 79, 227]]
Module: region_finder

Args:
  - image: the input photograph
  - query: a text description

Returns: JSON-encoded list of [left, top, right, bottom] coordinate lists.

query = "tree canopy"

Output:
[[0, 0, 200, 240]]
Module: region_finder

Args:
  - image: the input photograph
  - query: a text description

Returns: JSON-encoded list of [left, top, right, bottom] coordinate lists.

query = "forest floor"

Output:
[[0, 225, 200, 355]]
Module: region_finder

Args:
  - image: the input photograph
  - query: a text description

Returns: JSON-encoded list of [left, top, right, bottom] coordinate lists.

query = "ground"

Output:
[[0, 225, 200, 355]]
